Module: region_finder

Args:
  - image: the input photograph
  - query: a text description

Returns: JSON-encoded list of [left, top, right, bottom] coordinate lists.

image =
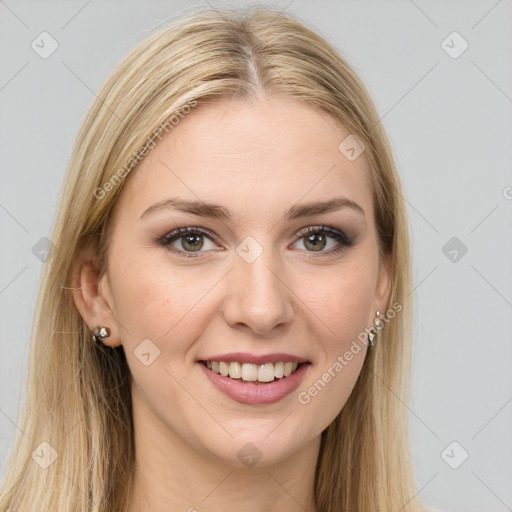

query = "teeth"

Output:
[[219, 362, 229, 376], [241, 363, 258, 381], [205, 360, 300, 382], [274, 361, 284, 378], [228, 361, 242, 379], [258, 363, 274, 382]]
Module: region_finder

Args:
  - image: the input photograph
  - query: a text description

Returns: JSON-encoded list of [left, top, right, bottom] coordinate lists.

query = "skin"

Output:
[[73, 96, 392, 512]]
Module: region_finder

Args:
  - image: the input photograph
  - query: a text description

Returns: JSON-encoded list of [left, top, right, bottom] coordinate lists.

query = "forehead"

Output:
[[113, 96, 374, 224]]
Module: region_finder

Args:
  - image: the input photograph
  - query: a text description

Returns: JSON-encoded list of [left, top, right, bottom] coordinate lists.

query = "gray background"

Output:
[[1, 1, 511, 511]]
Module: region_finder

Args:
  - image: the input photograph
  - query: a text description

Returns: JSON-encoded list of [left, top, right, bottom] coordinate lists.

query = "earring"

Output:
[[91, 325, 111, 343], [368, 311, 384, 347], [375, 310, 385, 331]]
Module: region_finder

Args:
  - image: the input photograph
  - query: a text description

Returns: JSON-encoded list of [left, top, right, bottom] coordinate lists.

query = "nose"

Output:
[[221, 247, 294, 336]]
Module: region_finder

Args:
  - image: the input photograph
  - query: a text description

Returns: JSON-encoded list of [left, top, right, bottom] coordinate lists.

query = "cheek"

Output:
[[108, 249, 217, 346], [108, 255, 217, 410], [303, 254, 378, 341], [305, 270, 374, 368], [292, 254, 377, 427]]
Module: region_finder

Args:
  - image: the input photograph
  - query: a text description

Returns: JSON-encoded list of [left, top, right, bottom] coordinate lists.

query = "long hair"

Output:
[[0, 6, 428, 511]]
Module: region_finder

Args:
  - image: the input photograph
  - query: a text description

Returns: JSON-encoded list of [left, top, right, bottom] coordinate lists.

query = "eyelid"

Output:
[[294, 225, 354, 244], [158, 226, 220, 244]]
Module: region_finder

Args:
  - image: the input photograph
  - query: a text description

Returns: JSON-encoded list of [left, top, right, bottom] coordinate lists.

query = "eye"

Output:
[[292, 225, 354, 256], [156, 225, 355, 259], [157, 227, 219, 257]]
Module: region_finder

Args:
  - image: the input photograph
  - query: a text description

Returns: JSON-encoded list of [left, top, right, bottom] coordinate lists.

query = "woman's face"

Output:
[[96, 96, 391, 467]]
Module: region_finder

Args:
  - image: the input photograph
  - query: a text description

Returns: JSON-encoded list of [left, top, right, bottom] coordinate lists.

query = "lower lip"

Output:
[[198, 362, 310, 405]]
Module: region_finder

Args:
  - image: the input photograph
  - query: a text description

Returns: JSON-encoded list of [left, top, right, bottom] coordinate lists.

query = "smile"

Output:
[[198, 359, 311, 405], [202, 360, 301, 383]]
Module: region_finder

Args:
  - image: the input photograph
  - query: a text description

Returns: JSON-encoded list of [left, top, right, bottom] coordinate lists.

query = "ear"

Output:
[[372, 250, 393, 316], [71, 245, 122, 348]]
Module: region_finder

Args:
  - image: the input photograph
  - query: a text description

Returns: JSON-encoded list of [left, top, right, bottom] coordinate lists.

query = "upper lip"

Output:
[[199, 352, 310, 365]]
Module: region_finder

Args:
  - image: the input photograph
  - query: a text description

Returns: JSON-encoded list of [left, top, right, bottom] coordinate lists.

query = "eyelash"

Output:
[[156, 225, 355, 259]]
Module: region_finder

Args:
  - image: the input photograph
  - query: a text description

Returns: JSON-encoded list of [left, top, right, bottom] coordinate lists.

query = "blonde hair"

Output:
[[0, 5, 428, 511]]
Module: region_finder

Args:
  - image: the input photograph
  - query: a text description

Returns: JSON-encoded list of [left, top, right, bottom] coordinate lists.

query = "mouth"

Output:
[[198, 358, 311, 405], [199, 360, 307, 385]]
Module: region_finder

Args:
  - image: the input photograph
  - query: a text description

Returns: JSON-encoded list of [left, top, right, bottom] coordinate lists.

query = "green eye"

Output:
[[158, 227, 217, 257], [293, 226, 355, 255]]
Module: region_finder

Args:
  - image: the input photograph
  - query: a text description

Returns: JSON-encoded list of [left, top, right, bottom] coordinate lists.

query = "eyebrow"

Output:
[[140, 196, 365, 221]]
